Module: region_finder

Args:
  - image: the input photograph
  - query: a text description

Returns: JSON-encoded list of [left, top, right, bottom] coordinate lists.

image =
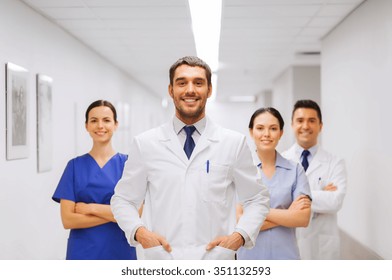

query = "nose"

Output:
[[186, 83, 195, 94], [97, 120, 104, 128], [262, 129, 270, 137]]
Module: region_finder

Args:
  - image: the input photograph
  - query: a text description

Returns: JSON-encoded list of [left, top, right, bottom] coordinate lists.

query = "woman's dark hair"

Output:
[[248, 107, 285, 130], [85, 100, 117, 123], [169, 56, 212, 86]]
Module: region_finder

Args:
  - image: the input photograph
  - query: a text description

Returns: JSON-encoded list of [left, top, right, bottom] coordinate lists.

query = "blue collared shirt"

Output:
[[295, 143, 318, 166], [237, 152, 311, 260]]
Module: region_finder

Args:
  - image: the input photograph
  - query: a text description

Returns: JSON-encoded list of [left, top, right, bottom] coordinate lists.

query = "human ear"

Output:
[[207, 84, 212, 98], [168, 85, 174, 98]]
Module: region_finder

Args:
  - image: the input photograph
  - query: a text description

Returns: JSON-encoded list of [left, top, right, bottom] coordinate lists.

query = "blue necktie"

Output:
[[183, 125, 196, 159], [301, 150, 310, 171]]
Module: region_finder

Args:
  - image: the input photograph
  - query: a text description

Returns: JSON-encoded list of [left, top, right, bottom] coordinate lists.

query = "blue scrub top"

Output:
[[52, 153, 136, 260], [237, 152, 311, 260]]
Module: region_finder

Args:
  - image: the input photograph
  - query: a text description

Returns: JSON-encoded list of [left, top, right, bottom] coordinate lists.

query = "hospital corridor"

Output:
[[0, 0, 391, 263]]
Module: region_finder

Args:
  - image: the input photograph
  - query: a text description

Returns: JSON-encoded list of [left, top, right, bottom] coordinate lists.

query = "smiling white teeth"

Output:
[[184, 99, 196, 102]]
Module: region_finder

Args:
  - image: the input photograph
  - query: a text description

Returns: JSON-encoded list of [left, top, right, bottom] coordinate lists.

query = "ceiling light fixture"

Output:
[[188, 0, 222, 101]]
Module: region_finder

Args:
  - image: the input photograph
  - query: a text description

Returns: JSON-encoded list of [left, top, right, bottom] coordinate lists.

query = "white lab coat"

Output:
[[282, 144, 347, 259], [111, 118, 270, 260]]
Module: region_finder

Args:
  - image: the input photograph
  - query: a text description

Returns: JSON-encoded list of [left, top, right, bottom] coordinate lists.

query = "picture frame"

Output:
[[36, 74, 53, 172], [5, 62, 29, 160]]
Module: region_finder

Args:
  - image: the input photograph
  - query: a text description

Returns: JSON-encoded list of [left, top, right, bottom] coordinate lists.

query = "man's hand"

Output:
[[206, 232, 244, 251], [323, 183, 337, 192], [135, 226, 172, 252]]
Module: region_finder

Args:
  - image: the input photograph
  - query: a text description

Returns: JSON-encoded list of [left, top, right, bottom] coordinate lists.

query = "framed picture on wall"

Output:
[[36, 74, 53, 172], [5, 62, 29, 160]]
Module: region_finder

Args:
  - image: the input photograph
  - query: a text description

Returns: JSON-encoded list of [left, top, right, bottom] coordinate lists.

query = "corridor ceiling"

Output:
[[21, 0, 364, 101]]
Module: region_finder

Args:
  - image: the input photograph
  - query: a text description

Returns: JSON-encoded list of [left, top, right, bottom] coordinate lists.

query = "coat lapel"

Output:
[[157, 118, 221, 165], [307, 148, 327, 175], [190, 118, 220, 161], [158, 122, 188, 165]]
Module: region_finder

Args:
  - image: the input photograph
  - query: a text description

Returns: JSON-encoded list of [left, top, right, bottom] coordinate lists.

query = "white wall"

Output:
[[322, 0, 392, 259], [271, 65, 321, 152], [207, 99, 266, 151], [271, 68, 294, 151], [0, 0, 168, 259], [207, 101, 259, 136], [293, 66, 321, 105]]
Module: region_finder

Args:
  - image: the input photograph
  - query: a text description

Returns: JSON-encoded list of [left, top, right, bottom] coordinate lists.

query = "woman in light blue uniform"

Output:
[[237, 107, 311, 260], [52, 100, 136, 260]]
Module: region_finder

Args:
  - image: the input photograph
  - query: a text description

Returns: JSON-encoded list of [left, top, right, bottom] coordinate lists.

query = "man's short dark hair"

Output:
[[292, 99, 322, 123], [169, 56, 212, 86]]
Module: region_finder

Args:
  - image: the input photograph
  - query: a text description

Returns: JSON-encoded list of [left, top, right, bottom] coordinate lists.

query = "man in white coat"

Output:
[[111, 56, 270, 260], [282, 99, 347, 259]]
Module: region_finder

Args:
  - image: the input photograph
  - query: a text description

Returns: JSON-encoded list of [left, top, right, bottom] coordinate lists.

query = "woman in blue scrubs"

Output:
[[237, 107, 311, 260], [52, 100, 136, 260]]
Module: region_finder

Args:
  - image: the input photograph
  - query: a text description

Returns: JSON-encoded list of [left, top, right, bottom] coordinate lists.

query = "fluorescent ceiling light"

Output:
[[189, 0, 222, 101], [188, 0, 222, 72]]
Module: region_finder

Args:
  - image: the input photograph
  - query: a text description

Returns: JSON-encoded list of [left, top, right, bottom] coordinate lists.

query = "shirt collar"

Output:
[[275, 152, 292, 169], [173, 116, 206, 135], [258, 151, 292, 170], [294, 142, 319, 157]]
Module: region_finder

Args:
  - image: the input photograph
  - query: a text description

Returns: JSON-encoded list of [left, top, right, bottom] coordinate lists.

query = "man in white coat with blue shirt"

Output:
[[111, 56, 270, 260], [282, 100, 347, 259]]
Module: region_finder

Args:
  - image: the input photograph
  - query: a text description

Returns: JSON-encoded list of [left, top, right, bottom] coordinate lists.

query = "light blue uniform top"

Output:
[[237, 152, 311, 260]]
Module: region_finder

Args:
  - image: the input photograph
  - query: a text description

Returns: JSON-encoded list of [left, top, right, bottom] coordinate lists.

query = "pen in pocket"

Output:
[[206, 160, 209, 173]]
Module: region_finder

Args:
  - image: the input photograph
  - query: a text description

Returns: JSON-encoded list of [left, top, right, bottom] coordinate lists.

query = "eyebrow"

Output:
[[295, 117, 317, 120], [89, 116, 112, 120], [174, 76, 206, 82], [255, 124, 279, 127], [175, 77, 186, 82]]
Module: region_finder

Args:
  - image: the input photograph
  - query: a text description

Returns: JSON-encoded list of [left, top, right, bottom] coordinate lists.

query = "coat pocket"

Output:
[[202, 246, 236, 260], [199, 164, 230, 203], [143, 245, 174, 260]]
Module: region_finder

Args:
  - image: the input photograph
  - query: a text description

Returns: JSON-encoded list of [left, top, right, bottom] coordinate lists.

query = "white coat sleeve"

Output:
[[311, 157, 347, 214], [233, 136, 270, 249], [111, 137, 147, 246]]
